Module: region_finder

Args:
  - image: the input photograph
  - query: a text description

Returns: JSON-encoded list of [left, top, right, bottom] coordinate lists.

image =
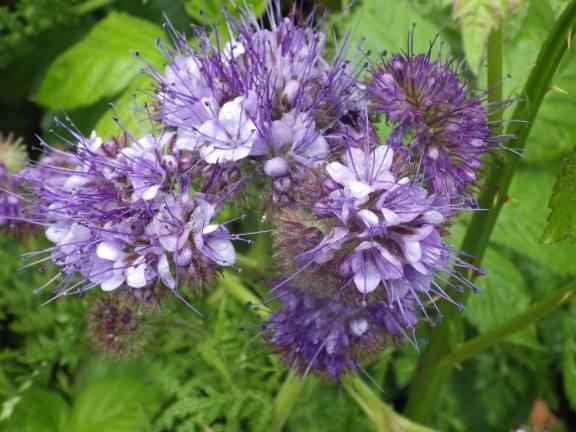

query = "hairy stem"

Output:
[[405, 1, 576, 422]]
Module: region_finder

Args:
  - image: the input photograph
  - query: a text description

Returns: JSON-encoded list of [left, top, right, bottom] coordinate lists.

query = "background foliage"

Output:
[[1, 0, 576, 430]]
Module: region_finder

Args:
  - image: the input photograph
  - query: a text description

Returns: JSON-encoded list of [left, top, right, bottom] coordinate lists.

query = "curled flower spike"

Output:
[[367, 44, 491, 201], [21, 127, 243, 307]]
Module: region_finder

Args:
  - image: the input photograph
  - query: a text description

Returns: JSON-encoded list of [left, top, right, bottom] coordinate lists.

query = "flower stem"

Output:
[[441, 281, 576, 368], [404, 0, 576, 423], [272, 372, 308, 432], [342, 376, 435, 432]]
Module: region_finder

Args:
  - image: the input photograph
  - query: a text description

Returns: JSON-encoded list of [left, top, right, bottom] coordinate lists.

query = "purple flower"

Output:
[[367, 49, 491, 199], [150, 7, 361, 206], [266, 285, 418, 378], [274, 129, 466, 329], [23, 129, 240, 304]]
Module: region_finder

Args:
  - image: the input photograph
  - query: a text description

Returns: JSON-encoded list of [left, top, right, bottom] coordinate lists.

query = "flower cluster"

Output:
[[367, 48, 491, 201], [22, 131, 241, 303], [151, 10, 360, 205], [13, 4, 493, 375]]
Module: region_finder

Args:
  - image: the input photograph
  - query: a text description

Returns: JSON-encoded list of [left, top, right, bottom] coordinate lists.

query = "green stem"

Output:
[[441, 281, 576, 368], [272, 372, 307, 432], [342, 376, 435, 432], [405, 1, 576, 422]]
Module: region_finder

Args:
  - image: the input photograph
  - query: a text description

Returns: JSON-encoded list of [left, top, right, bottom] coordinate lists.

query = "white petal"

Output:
[[100, 271, 125, 291], [381, 208, 401, 225], [126, 261, 147, 288], [358, 209, 379, 227], [303, 135, 328, 162], [403, 240, 422, 264], [372, 145, 394, 172], [353, 259, 381, 294], [350, 319, 369, 336], [207, 239, 235, 266], [348, 180, 373, 199], [142, 184, 161, 201], [158, 255, 176, 289], [326, 162, 354, 186], [189, 201, 215, 232], [45, 223, 69, 243], [423, 210, 444, 224], [219, 97, 244, 127], [96, 241, 123, 261], [159, 235, 179, 252], [176, 129, 200, 152]]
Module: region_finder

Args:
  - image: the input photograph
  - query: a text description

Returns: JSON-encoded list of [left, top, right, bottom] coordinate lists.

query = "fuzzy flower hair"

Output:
[[150, 4, 361, 205], [367, 46, 491, 200], [21, 129, 243, 305]]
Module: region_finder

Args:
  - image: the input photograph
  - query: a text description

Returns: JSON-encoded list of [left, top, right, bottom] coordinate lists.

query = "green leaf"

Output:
[[184, 0, 268, 24], [95, 74, 157, 139], [33, 12, 165, 110], [343, 0, 441, 57], [69, 379, 150, 432], [451, 0, 528, 73], [492, 167, 576, 275], [2, 389, 70, 432], [543, 150, 576, 242], [465, 249, 536, 346]]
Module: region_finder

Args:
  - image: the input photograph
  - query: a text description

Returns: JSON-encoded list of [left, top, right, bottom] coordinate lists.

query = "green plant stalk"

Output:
[[224, 271, 432, 431], [342, 376, 435, 432], [405, 1, 576, 422], [271, 372, 307, 432], [441, 281, 576, 368]]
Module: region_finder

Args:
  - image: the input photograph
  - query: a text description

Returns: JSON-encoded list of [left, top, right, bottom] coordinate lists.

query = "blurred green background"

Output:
[[1, 0, 576, 430]]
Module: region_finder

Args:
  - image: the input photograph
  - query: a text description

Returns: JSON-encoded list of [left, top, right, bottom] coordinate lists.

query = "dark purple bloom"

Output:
[[266, 285, 418, 378], [367, 49, 491, 199]]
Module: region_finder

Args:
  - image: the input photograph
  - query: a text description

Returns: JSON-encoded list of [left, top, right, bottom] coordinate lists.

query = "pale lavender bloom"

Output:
[[23, 129, 239, 304]]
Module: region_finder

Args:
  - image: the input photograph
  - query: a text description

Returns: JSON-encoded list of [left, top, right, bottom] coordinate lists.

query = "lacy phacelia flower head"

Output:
[[151, 6, 360, 206], [266, 285, 418, 378], [367, 49, 490, 199], [273, 134, 467, 375], [24, 130, 242, 304]]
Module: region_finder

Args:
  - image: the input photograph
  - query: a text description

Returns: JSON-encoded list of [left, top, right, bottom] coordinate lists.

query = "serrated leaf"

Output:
[[492, 168, 576, 275], [543, 150, 576, 243], [342, 0, 442, 58], [34, 12, 166, 110], [452, 0, 528, 73], [465, 248, 536, 346]]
